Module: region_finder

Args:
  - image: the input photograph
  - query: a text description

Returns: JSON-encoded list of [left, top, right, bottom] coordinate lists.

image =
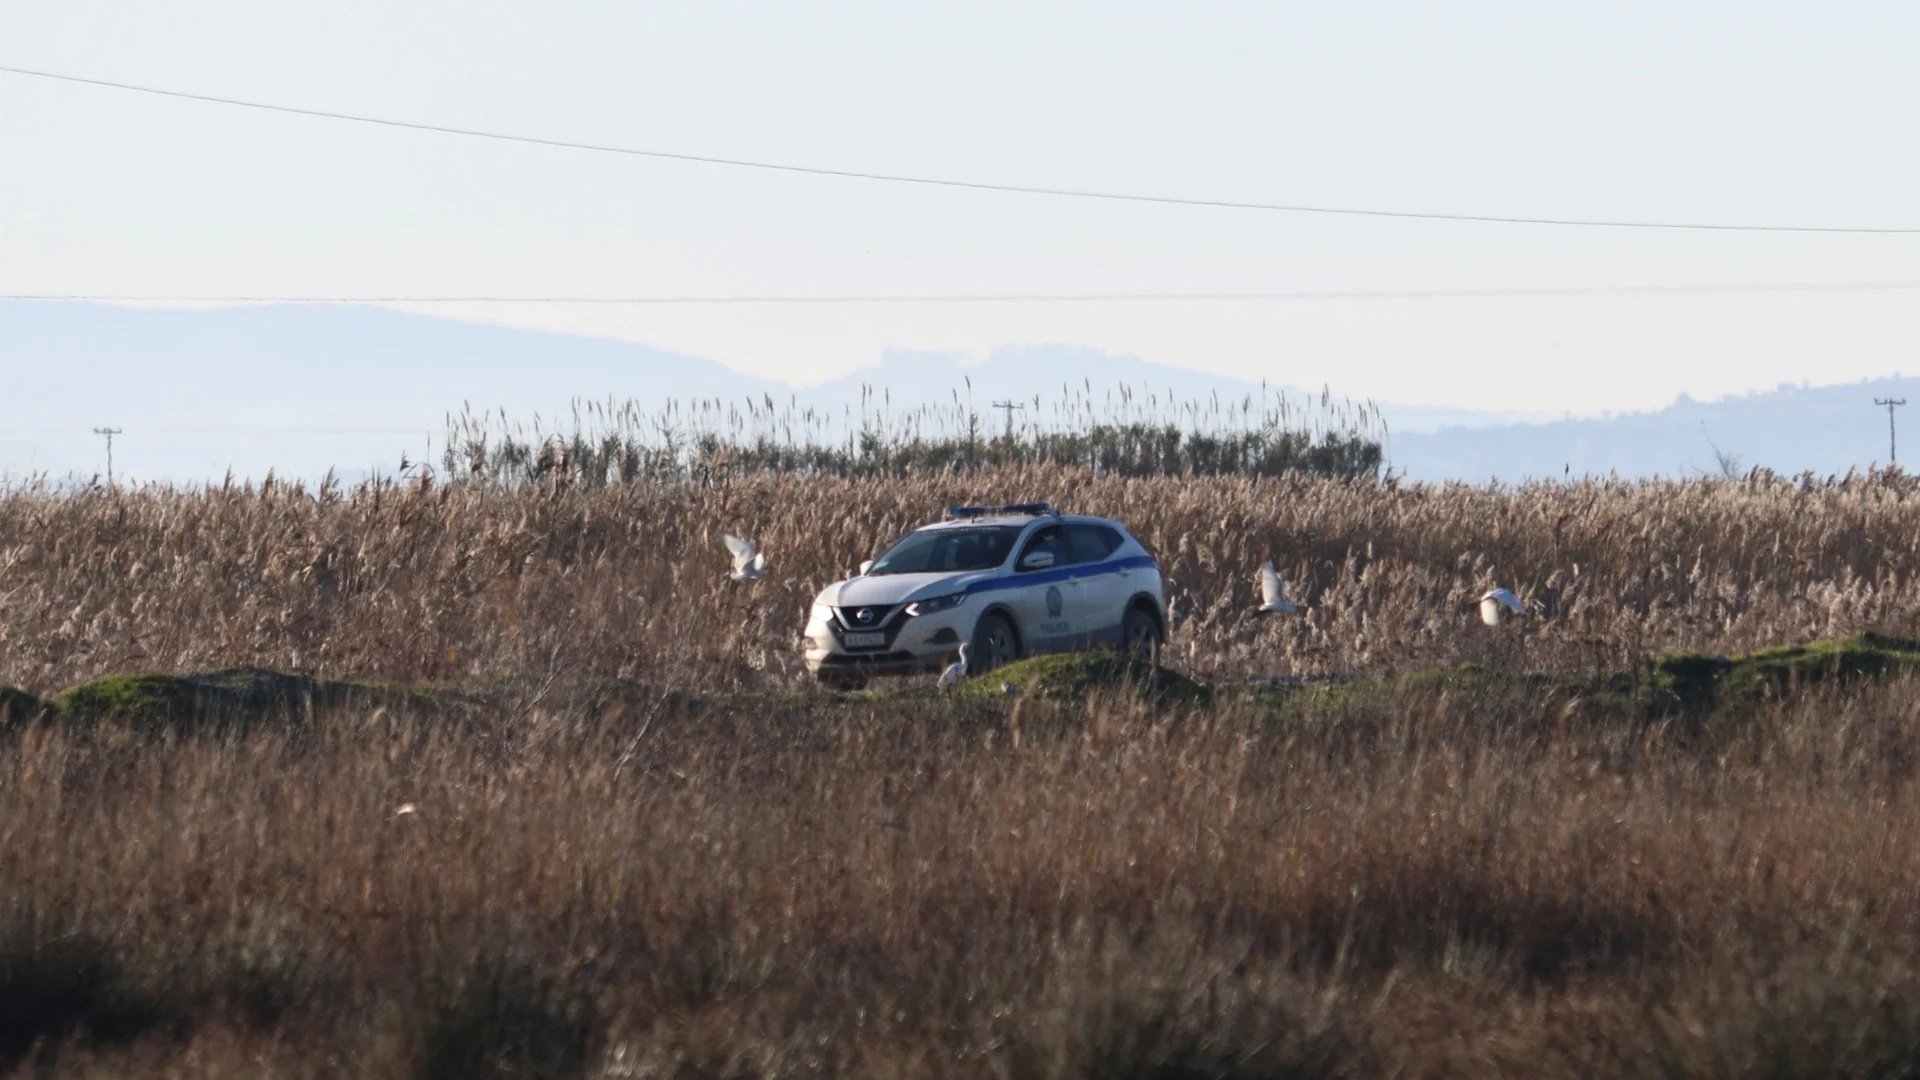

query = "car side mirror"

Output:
[[858, 559, 874, 576], [1019, 551, 1055, 571]]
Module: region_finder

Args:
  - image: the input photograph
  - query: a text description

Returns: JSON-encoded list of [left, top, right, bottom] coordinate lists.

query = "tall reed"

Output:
[[4, 467, 1919, 694]]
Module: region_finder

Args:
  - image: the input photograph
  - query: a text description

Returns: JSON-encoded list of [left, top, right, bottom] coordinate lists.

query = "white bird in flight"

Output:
[[722, 534, 767, 583], [937, 644, 970, 689], [1479, 588, 1526, 626], [1257, 562, 1302, 615]]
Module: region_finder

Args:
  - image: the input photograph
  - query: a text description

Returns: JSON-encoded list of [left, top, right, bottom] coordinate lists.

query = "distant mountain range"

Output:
[[2, 301, 1908, 484], [1389, 380, 1915, 482]]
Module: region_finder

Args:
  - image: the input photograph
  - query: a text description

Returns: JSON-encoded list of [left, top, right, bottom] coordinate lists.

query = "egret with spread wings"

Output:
[[723, 535, 767, 583], [1479, 588, 1525, 626], [1256, 562, 1302, 615]]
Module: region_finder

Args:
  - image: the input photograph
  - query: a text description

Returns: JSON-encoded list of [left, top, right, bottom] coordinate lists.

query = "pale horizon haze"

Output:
[[5, 2, 1920, 415]]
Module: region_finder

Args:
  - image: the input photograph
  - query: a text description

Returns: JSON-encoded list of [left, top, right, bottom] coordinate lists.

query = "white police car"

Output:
[[804, 503, 1167, 689]]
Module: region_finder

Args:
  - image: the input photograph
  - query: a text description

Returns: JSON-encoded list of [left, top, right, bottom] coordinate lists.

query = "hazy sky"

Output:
[[5, 1, 1920, 413]]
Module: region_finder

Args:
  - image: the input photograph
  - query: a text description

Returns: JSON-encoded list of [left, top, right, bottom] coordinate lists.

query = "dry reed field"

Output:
[[6, 468, 1920, 1077], [9, 679, 1920, 1077], [4, 465, 1920, 692]]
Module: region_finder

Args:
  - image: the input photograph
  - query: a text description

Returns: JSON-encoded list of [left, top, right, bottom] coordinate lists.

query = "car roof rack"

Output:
[[945, 502, 1059, 519]]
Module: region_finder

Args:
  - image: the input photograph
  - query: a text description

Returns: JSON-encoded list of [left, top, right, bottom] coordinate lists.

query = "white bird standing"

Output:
[[1257, 562, 1302, 615], [937, 644, 970, 689], [1479, 588, 1526, 627], [722, 534, 767, 583]]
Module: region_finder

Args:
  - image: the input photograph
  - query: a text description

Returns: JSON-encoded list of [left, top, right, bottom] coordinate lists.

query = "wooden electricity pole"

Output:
[[93, 426, 123, 485], [1876, 398, 1907, 465], [991, 400, 1025, 439]]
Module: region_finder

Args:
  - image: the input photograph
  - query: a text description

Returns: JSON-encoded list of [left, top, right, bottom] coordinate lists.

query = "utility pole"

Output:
[[92, 427, 123, 485], [1876, 398, 1907, 465], [990, 400, 1025, 439]]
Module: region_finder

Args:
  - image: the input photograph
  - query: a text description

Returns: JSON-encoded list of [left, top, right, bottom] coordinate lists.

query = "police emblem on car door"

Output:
[[1037, 579, 1071, 639]]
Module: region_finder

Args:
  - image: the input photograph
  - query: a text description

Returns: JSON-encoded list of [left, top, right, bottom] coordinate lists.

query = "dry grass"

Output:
[[6, 469, 1920, 1076], [4, 466, 1920, 693], [7, 682, 1920, 1077]]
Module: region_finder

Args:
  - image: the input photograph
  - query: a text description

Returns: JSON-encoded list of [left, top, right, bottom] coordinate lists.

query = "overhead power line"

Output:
[[4, 63, 1919, 235], [1, 426, 429, 434], [9, 282, 1920, 304]]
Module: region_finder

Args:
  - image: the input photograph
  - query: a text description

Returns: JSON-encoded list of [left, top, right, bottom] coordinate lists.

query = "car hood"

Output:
[[819, 570, 998, 608]]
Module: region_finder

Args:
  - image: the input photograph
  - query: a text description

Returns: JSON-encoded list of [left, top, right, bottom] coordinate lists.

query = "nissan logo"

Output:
[[856, 607, 875, 624]]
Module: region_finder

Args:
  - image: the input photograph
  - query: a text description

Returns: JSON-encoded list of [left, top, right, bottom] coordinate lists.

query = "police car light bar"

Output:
[[945, 502, 1058, 519]]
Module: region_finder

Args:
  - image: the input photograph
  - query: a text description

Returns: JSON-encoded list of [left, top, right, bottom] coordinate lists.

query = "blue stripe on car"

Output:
[[961, 554, 1157, 596]]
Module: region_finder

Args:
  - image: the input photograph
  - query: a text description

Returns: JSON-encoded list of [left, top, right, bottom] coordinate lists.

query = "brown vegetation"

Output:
[[5, 469, 1920, 1076], [8, 679, 1920, 1077], [4, 466, 1920, 693]]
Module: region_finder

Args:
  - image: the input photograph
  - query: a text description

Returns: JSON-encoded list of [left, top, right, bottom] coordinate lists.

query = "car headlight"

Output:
[[905, 592, 967, 618], [809, 603, 835, 625]]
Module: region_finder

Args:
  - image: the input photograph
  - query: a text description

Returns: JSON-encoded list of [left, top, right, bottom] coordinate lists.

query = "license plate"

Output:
[[843, 632, 886, 649]]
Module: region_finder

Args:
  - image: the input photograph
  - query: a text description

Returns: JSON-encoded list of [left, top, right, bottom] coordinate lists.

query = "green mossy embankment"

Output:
[[1650, 632, 1920, 708], [24, 633, 1920, 733], [1228, 632, 1920, 724], [48, 668, 441, 733], [954, 652, 1211, 705], [864, 633, 1920, 721]]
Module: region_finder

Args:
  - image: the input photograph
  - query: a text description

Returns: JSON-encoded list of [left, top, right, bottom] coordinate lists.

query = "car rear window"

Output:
[[868, 526, 1023, 575], [1067, 524, 1124, 563]]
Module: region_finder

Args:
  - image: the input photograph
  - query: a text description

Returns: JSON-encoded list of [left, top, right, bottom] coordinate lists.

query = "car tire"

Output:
[[1122, 606, 1162, 667], [969, 613, 1021, 676]]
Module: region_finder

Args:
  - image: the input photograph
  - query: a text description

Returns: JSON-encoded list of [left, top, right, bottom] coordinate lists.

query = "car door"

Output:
[[1007, 524, 1080, 652], [1064, 523, 1128, 647]]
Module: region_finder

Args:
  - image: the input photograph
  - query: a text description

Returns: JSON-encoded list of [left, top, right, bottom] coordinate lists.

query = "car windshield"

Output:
[[868, 526, 1023, 575]]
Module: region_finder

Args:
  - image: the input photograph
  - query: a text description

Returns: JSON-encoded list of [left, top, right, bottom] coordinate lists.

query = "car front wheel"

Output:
[[1122, 606, 1162, 667], [969, 613, 1020, 675]]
